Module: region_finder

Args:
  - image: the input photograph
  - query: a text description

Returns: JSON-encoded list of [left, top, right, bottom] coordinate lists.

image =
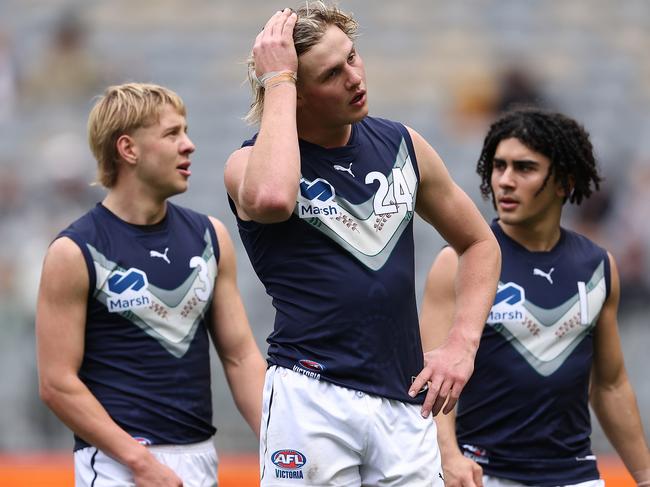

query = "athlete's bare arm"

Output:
[[420, 248, 484, 487], [209, 218, 267, 437], [420, 247, 458, 365], [590, 252, 650, 483], [36, 237, 182, 487], [407, 126, 500, 418], [224, 9, 300, 223]]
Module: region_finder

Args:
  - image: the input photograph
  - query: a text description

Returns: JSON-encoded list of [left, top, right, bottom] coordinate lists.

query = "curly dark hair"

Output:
[[476, 107, 602, 205]]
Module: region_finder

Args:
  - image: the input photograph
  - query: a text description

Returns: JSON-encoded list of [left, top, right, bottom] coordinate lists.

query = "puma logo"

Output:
[[149, 247, 170, 264], [333, 162, 355, 177], [533, 267, 554, 284]]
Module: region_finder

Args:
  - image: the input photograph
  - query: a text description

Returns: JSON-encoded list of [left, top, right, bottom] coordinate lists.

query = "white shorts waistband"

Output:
[[146, 438, 214, 454]]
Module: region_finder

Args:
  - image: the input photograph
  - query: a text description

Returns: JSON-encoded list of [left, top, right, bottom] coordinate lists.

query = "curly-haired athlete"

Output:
[[476, 108, 601, 205], [422, 107, 650, 487], [225, 2, 500, 485]]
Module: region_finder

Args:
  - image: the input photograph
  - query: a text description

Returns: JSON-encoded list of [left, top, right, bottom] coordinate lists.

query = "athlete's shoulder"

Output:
[[357, 117, 413, 154], [167, 202, 218, 248], [561, 226, 608, 256], [489, 220, 511, 247], [359, 115, 406, 133], [47, 233, 86, 263], [57, 203, 106, 240], [167, 201, 208, 221]]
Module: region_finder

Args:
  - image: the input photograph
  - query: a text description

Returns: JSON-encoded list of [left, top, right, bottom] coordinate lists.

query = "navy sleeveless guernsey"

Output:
[[230, 116, 425, 403], [59, 202, 219, 450], [457, 220, 610, 485]]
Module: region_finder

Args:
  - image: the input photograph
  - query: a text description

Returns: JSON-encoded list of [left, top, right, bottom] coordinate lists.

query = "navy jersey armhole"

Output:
[[603, 250, 612, 300], [227, 194, 265, 233], [205, 216, 220, 265], [226, 132, 262, 232], [396, 123, 420, 181], [56, 231, 96, 301]]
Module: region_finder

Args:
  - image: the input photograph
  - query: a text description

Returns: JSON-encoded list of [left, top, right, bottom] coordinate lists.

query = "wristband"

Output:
[[254, 70, 297, 89]]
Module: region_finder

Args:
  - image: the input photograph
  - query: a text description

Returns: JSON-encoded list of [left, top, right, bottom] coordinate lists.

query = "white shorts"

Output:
[[484, 474, 605, 487], [74, 438, 218, 487], [259, 365, 443, 486]]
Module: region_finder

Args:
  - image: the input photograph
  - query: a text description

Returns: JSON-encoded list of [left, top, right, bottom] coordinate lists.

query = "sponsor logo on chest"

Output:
[[486, 282, 525, 323], [297, 178, 339, 218], [105, 267, 151, 312]]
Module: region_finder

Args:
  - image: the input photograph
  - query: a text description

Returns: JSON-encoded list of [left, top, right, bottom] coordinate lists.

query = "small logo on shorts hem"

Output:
[[462, 444, 489, 464], [272, 449, 306, 479], [133, 436, 152, 446], [293, 359, 324, 380]]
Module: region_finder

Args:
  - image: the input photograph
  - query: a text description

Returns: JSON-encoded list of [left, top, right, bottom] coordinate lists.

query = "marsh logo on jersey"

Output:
[[487, 282, 525, 323], [105, 267, 150, 312], [297, 178, 339, 218]]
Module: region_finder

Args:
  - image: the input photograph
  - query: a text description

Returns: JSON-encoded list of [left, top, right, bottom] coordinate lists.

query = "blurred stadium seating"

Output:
[[0, 0, 648, 480]]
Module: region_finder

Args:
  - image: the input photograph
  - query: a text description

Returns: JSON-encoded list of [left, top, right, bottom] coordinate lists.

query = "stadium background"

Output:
[[0, 0, 649, 485]]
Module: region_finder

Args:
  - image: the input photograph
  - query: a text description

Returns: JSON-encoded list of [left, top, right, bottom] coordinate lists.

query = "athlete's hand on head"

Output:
[[409, 338, 475, 418], [253, 8, 298, 78], [442, 452, 483, 487]]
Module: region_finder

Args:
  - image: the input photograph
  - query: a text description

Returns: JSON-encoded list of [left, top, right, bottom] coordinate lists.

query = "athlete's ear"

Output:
[[556, 175, 575, 199], [116, 134, 138, 166]]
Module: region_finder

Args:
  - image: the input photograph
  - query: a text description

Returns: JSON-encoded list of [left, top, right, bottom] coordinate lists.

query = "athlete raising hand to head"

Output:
[[225, 3, 500, 485]]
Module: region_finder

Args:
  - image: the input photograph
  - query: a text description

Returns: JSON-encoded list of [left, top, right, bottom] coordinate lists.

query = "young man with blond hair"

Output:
[[225, 3, 501, 485], [36, 82, 266, 487]]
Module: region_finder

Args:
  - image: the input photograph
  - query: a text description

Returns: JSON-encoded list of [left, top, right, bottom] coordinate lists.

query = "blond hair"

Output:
[[244, 1, 358, 125], [87, 82, 186, 188]]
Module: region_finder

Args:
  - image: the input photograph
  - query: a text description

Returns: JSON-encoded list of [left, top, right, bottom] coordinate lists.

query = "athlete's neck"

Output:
[[102, 191, 168, 226], [497, 218, 562, 252], [298, 123, 352, 148]]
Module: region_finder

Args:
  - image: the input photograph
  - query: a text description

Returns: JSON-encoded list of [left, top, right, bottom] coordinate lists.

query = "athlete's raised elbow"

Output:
[[240, 189, 295, 223]]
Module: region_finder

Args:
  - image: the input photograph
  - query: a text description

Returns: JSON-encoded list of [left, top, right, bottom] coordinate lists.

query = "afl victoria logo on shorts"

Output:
[[272, 449, 306, 479]]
